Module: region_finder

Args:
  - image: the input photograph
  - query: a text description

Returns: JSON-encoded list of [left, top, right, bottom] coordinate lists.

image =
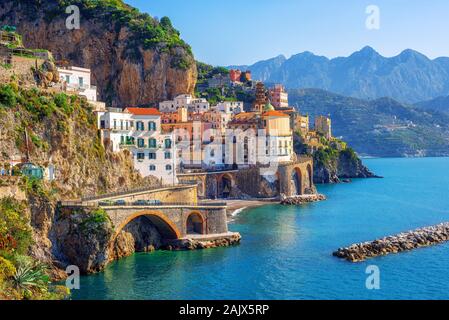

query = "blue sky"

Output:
[[126, 0, 449, 66]]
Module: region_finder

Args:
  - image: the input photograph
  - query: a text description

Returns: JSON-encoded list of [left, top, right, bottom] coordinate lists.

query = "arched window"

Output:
[[166, 164, 172, 171], [149, 165, 156, 171]]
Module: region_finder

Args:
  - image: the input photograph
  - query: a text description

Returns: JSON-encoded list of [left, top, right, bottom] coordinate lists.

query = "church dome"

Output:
[[264, 102, 275, 111]]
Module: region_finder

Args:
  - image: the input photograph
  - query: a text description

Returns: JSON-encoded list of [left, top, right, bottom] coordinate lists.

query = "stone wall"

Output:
[[95, 185, 197, 204]]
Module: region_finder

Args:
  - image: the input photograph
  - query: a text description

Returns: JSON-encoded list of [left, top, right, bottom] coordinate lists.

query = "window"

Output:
[[78, 77, 84, 87], [65, 75, 70, 83], [113, 120, 117, 130], [120, 120, 123, 130], [149, 152, 156, 160], [164, 138, 172, 149], [136, 121, 144, 131], [120, 136, 124, 144], [166, 164, 172, 171], [149, 138, 157, 148], [137, 153, 145, 160], [149, 165, 156, 171], [148, 121, 156, 131], [137, 138, 145, 148], [165, 152, 171, 159]]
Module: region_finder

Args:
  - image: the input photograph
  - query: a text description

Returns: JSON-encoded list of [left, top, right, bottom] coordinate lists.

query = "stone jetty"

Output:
[[280, 194, 326, 205], [333, 223, 449, 262]]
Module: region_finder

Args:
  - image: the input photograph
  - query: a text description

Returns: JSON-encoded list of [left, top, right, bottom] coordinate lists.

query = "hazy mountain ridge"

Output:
[[229, 47, 449, 103], [415, 95, 449, 113], [289, 88, 449, 157]]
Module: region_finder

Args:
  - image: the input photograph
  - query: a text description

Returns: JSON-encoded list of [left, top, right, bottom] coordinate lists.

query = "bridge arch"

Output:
[[306, 163, 313, 189], [217, 173, 235, 199], [291, 167, 303, 195], [114, 210, 182, 240], [185, 211, 205, 235]]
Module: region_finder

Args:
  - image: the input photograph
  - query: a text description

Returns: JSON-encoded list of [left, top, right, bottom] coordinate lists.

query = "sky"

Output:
[[126, 0, 449, 66]]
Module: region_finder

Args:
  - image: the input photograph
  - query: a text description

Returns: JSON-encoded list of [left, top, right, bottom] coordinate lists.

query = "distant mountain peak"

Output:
[[232, 47, 449, 103], [350, 46, 380, 58], [397, 48, 429, 61]]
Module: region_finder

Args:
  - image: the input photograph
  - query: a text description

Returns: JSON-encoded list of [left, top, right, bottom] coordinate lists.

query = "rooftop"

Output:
[[262, 110, 289, 117], [125, 107, 161, 116]]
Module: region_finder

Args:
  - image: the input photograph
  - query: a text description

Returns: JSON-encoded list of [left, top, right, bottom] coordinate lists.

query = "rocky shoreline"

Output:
[[333, 223, 449, 262], [280, 194, 326, 205], [164, 233, 242, 250]]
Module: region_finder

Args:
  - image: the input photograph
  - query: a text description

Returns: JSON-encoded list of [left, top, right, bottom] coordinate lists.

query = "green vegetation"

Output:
[[195, 61, 255, 105], [80, 208, 111, 234], [0, 197, 68, 300]]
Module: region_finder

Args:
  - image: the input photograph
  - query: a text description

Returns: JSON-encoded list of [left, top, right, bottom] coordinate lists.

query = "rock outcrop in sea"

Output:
[[280, 194, 326, 205], [333, 223, 449, 262]]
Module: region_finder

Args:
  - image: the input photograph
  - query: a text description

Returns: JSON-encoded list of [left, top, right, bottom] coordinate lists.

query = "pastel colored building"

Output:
[[97, 107, 177, 184], [269, 84, 289, 109]]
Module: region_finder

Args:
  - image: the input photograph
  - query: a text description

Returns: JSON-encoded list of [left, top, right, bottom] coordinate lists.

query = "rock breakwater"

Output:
[[280, 194, 326, 205], [333, 223, 449, 262]]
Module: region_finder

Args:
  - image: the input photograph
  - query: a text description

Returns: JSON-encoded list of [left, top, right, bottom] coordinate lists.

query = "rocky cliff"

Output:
[[294, 134, 377, 184], [0, 0, 197, 107]]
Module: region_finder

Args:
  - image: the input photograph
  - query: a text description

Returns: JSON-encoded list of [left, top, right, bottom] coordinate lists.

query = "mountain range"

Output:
[[289, 88, 449, 157], [229, 47, 449, 104]]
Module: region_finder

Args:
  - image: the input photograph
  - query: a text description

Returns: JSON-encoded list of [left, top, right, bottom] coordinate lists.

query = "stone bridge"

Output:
[[177, 156, 314, 198], [60, 184, 236, 243], [102, 203, 230, 240]]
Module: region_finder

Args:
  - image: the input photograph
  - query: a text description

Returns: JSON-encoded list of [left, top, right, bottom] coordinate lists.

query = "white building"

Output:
[[97, 107, 177, 184], [216, 101, 244, 115], [58, 66, 105, 111], [159, 94, 210, 113]]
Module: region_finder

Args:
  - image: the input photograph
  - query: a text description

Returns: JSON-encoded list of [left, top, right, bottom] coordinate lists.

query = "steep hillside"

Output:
[[229, 47, 449, 103], [0, 84, 152, 199], [289, 88, 449, 157], [0, 0, 197, 107]]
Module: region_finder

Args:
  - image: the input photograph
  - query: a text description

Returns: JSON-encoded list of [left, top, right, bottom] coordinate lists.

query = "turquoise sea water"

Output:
[[71, 157, 449, 300]]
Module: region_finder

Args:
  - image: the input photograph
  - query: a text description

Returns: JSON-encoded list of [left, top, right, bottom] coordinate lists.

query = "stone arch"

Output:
[[291, 167, 303, 195], [306, 164, 313, 189], [114, 210, 181, 241], [217, 173, 235, 199], [185, 211, 205, 235]]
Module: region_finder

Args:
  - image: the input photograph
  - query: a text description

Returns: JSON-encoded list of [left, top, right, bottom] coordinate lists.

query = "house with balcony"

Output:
[[97, 107, 177, 184], [57, 66, 106, 111]]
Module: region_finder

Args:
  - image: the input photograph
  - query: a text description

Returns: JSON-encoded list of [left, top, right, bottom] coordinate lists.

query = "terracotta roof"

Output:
[[262, 110, 289, 117], [125, 107, 161, 116]]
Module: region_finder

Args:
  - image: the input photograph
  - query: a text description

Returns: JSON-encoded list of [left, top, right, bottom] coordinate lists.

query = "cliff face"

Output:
[[0, 0, 197, 107], [313, 151, 376, 184]]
